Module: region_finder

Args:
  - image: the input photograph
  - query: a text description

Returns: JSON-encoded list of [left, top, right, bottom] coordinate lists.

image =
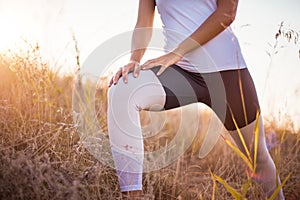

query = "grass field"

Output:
[[0, 44, 299, 200]]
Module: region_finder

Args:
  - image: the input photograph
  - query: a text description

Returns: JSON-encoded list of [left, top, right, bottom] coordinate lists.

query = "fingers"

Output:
[[108, 61, 140, 87], [108, 69, 121, 87], [108, 77, 114, 87], [133, 62, 141, 78], [142, 59, 167, 76], [156, 65, 167, 76], [112, 68, 122, 86], [121, 61, 141, 83], [141, 58, 158, 70], [108, 52, 179, 86], [122, 66, 131, 84]]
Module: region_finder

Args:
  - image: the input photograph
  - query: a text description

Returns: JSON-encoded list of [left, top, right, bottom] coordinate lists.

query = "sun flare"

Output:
[[0, 12, 38, 52]]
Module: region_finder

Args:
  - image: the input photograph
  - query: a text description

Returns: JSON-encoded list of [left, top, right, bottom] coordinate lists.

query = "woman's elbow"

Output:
[[220, 11, 236, 27], [135, 17, 154, 28], [217, 0, 238, 27]]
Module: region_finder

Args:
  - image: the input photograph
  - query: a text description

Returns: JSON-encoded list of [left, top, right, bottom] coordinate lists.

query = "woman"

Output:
[[107, 0, 284, 199]]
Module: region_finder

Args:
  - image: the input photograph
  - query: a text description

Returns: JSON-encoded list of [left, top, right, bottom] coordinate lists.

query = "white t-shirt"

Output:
[[155, 0, 247, 73]]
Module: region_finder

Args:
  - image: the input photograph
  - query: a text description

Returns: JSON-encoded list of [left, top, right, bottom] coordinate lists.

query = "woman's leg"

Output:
[[108, 64, 284, 199], [107, 64, 211, 198], [218, 68, 284, 199], [107, 69, 166, 194], [152, 66, 284, 198], [229, 116, 283, 198]]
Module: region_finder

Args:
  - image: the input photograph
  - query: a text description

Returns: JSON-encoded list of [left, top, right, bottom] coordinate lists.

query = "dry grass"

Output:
[[0, 44, 299, 200]]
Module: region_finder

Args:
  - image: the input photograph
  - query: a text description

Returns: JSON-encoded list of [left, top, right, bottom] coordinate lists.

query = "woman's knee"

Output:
[[107, 70, 165, 108], [107, 72, 136, 101]]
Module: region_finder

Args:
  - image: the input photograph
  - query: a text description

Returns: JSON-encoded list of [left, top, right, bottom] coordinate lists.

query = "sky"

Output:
[[0, 0, 299, 129]]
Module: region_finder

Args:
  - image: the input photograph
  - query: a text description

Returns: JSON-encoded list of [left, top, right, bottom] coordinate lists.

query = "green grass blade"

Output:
[[280, 128, 286, 144], [209, 170, 216, 200], [236, 69, 248, 127], [199, 193, 204, 200], [268, 173, 291, 200], [223, 136, 254, 172], [214, 174, 242, 199], [241, 179, 251, 198], [230, 112, 253, 165], [253, 112, 260, 172]]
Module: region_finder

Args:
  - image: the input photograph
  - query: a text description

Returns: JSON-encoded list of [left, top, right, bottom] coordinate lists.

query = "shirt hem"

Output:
[[177, 65, 248, 73]]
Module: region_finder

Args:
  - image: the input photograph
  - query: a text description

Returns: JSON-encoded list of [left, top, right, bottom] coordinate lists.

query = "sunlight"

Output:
[[0, 13, 21, 51], [0, 12, 38, 52]]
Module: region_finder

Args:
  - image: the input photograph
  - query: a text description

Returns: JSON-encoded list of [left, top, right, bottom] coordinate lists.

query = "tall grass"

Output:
[[211, 112, 293, 199], [0, 41, 299, 199]]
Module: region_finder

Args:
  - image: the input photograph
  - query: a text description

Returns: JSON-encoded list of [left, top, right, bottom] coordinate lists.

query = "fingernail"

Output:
[[134, 73, 137, 77]]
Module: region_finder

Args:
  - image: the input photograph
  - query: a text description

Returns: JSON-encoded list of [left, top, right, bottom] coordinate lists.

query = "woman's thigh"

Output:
[[152, 65, 260, 130], [151, 65, 211, 110], [219, 68, 260, 130]]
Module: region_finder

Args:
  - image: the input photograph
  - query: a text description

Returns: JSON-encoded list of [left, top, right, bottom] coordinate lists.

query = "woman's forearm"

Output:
[[173, 0, 238, 57], [130, 27, 153, 63], [130, 0, 156, 63]]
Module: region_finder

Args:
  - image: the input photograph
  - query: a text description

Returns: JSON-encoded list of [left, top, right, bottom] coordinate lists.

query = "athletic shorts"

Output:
[[150, 65, 260, 130]]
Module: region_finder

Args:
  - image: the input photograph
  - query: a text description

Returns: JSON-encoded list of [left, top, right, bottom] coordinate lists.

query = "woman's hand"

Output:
[[108, 61, 140, 87], [108, 51, 182, 87], [141, 51, 182, 76]]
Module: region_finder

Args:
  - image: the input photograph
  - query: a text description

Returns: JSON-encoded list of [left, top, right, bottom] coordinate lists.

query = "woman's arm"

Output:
[[173, 0, 238, 56], [109, 0, 155, 86], [130, 0, 156, 62], [142, 0, 239, 75]]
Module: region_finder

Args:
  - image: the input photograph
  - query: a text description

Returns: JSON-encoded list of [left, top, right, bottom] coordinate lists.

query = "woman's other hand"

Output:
[[141, 51, 182, 76], [108, 60, 140, 87]]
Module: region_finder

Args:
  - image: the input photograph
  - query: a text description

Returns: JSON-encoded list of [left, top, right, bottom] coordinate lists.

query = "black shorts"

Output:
[[150, 65, 260, 130]]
